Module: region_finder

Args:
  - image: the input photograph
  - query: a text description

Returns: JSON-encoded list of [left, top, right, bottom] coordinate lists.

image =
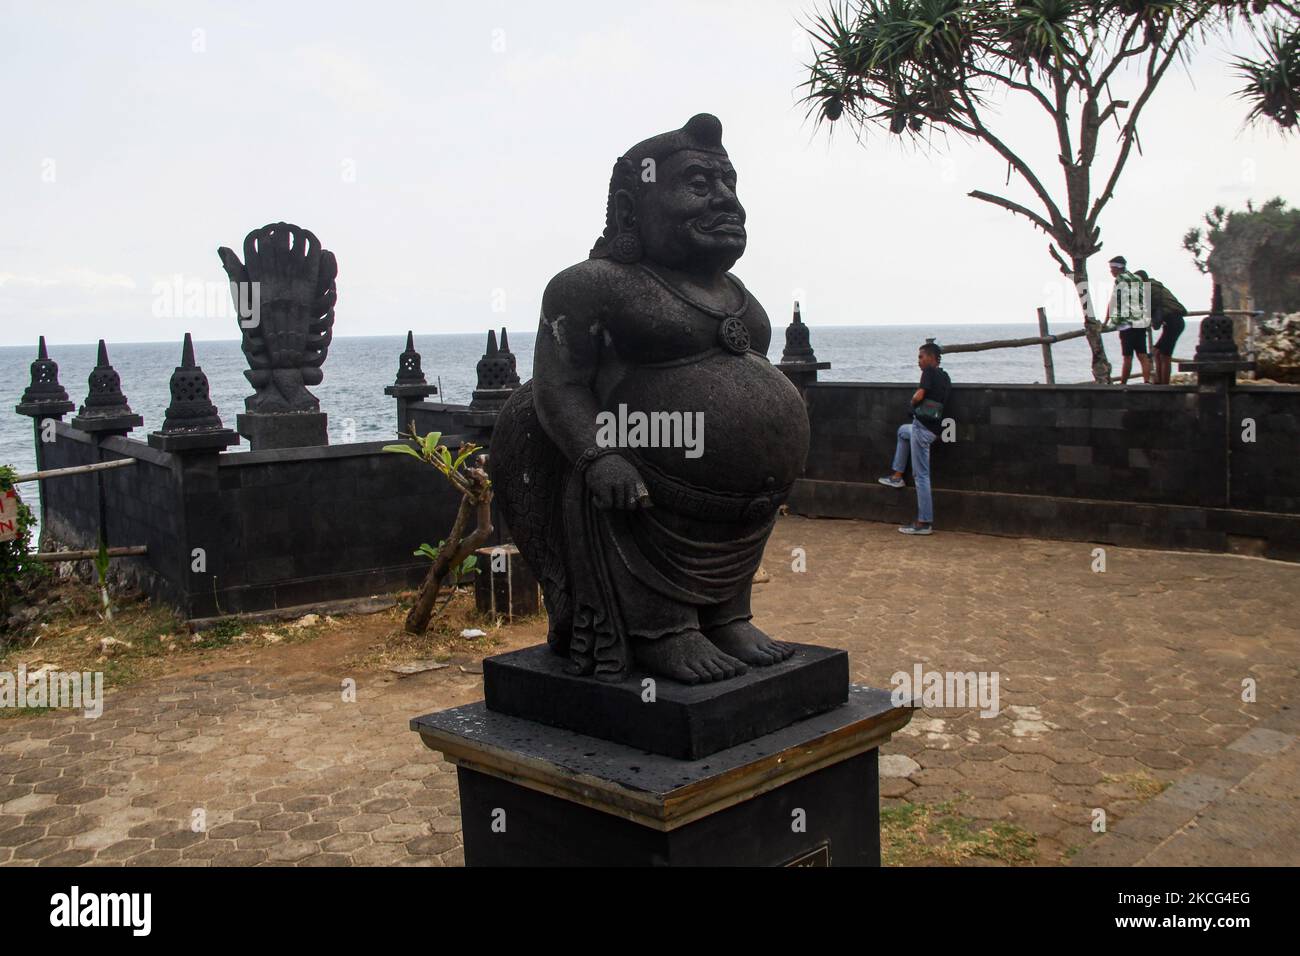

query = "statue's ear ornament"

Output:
[[609, 231, 643, 264]]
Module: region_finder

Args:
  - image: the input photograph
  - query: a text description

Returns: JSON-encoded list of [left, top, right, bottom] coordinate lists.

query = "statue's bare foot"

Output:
[[704, 620, 795, 666], [634, 630, 748, 685]]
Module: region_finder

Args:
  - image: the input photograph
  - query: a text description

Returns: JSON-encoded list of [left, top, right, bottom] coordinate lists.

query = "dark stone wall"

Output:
[[42, 427, 187, 609], [407, 401, 473, 445], [192, 441, 467, 617], [39, 428, 469, 619], [793, 380, 1300, 561], [1231, 386, 1300, 513], [805, 382, 1207, 506]]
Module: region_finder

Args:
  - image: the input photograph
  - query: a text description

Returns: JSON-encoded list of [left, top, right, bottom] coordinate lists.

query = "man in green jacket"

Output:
[[1104, 255, 1152, 385], [1136, 269, 1188, 385]]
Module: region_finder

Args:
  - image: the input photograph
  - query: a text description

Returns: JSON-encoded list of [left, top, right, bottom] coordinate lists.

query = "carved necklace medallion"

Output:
[[636, 263, 753, 355]]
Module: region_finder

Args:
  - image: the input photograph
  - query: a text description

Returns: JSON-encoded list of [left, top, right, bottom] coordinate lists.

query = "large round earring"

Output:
[[609, 231, 642, 264]]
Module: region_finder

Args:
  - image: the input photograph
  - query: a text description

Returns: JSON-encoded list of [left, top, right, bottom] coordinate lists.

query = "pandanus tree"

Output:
[[1233, 2, 1300, 131], [801, 0, 1297, 383]]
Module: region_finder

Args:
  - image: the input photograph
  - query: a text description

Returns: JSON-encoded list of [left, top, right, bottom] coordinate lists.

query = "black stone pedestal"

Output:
[[412, 685, 911, 866], [236, 411, 328, 451], [483, 642, 848, 759]]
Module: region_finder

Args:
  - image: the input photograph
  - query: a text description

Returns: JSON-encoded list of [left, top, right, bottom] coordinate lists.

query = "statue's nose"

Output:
[[711, 186, 741, 211]]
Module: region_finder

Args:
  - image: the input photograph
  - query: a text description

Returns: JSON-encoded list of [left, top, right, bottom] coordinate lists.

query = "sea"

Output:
[[0, 321, 1198, 537]]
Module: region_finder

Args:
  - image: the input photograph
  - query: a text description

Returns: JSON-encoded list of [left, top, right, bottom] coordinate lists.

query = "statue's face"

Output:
[[636, 150, 746, 272]]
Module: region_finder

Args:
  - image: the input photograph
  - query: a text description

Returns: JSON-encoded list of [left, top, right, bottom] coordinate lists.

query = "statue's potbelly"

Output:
[[604, 351, 810, 494]]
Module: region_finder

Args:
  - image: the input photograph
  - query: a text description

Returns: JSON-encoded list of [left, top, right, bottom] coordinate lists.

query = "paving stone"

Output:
[[1227, 728, 1295, 756], [338, 813, 390, 833], [95, 839, 152, 861], [38, 848, 94, 866], [209, 849, 268, 866], [13, 836, 70, 860], [259, 812, 310, 832], [0, 517, 1295, 869], [288, 822, 339, 842], [879, 755, 920, 778], [371, 823, 427, 844], [154, 829, 206, 850], [265, 841, 321, 864], [321, 831, 370, 854], [1160, 773, 1234, 812], [1070, 833, 1151, 867], [351, 843, 407, 866], [360, 797, 407, 814]]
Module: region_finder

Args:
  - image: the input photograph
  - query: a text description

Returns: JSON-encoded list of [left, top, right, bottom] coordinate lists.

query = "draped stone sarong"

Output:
[[563, 453, 787, 680]]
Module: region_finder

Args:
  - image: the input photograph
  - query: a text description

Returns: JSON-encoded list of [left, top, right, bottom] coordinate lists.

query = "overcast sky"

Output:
[[2, 0, 1296, 348]]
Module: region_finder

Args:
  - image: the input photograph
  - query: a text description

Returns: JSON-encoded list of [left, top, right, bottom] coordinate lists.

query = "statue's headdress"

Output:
[[590, 113, 728, 263]]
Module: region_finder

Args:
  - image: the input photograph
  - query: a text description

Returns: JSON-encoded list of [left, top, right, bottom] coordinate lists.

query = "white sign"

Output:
[[0, 489, 21, 543]]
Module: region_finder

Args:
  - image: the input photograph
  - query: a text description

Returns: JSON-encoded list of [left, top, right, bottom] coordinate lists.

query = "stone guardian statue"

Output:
[[491, 114, 810, 685]]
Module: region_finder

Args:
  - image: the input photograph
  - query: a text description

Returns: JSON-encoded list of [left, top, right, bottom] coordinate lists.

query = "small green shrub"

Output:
[[0, 464, 49, 634]]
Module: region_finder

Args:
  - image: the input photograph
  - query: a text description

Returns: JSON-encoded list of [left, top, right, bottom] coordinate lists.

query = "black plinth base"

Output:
[[148, 427, 240, 452], [237, 411, 328, 450], [384, 383, 438, 399], [15, 400, 74, 419], [70, 411, 143, 435], [411, 685, 912, 866], [456, 751, 875, 866], [483, 642, 848, 760]]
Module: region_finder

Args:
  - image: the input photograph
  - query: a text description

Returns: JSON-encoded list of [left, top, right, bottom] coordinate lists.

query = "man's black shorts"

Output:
[[1154, 315, 1185, 355], [1119, 326, 1148, 357]]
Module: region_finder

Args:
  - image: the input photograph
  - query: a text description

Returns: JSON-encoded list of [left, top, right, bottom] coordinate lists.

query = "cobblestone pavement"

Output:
[[1, 516, 1297, 865]]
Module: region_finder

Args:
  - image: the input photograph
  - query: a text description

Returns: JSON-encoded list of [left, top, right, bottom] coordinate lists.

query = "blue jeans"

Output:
[[892, 421, 935, 523]]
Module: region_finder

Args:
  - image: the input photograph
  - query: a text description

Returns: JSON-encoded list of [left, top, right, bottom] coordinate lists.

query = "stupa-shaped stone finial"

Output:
[[70, 340, 144, 435], [498, 327, 521, 387], [780, 301, 819, 365], [776, 301, 830, 393], [469, 328, 519, 413], [395, 331, 427, 385], [148, 334, 239, 452], [385, 330, 438, 407], [16, 336, 75, 418], [1194, 282, 1243, 361]]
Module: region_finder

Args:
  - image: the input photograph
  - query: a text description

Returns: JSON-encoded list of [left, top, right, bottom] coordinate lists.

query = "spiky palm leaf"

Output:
[[1235, 23, 1300, 130]]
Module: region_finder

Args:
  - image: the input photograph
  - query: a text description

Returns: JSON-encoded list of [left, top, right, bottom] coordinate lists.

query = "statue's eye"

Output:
[[688, 177, 710, 192]]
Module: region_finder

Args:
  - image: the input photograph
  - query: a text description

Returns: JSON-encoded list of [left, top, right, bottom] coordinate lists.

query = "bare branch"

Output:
[[1087, 10, 1211, 230], [1096, 98, 1128, 127], [966, 64, 1057, 114], [957, 84, 1070, 237], [1048, 244, 1074, 276], [969, 190, 1057, 236], [1091, 19, 1149, 95]]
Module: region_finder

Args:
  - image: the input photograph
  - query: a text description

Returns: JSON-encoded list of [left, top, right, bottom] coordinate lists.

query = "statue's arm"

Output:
[[533, 264, 650, 511], [532, 266, 607, 463]]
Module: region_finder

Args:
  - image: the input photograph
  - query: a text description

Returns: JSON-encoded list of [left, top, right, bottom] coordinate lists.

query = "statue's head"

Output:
[[590, 113, 746, 273]]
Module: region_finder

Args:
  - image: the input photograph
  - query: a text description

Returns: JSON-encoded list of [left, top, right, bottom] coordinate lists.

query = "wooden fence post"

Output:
[[1037, 308, 1056, 384]]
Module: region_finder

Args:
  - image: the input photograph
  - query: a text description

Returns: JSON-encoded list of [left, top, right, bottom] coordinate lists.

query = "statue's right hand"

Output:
[[585, 455, 652, 511]]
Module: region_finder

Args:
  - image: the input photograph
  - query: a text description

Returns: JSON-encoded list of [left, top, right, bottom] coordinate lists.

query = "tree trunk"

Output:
[[1073, 256, 1112, 383], [404, 491, 494, 635]]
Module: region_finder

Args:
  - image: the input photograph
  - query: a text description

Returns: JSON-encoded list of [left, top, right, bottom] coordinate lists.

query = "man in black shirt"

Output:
[[878, 342, 951, 535]]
